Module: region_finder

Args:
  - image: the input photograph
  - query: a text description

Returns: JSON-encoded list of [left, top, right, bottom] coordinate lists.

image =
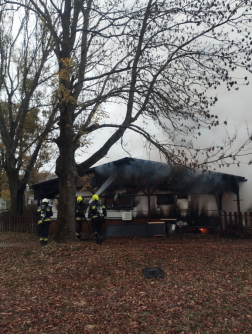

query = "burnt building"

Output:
[[31, 157, 247, 235]]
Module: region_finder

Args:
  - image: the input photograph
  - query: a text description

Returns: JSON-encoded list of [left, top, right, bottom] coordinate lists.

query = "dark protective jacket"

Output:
[[75, 202, 88, 220], [36, 203, 53, 225], [88, 201, 107, 220]]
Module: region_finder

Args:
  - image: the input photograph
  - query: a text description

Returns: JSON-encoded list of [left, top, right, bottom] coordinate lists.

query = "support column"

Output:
[[141, 186, 158, 220], [236, 192, 241, 215], [215, 191, 223, 211]]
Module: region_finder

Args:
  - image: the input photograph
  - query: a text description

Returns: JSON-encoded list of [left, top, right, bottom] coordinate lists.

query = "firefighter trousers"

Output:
[[76, 219, 83, 237], [91, 216, 103, 236], [39, 221, 50, 242]]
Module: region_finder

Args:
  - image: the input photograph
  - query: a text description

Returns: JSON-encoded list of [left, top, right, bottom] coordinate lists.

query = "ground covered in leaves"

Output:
[[1, 233, 252, 333]]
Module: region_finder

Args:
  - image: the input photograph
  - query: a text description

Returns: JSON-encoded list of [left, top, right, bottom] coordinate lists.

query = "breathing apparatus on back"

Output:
[[41, 198, 49, 219], [91, 194, 103, 215]]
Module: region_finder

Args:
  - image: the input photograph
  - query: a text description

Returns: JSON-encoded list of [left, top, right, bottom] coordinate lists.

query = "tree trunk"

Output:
[[6, 169, 25, 214], [54, 122, 78, 242], [16, 184, 26, 214]]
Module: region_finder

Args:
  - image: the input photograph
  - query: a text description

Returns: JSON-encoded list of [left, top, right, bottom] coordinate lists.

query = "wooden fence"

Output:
[[0, 210, 251, 236], [219, 211, 252, 236], [0, 212, 38, 233]]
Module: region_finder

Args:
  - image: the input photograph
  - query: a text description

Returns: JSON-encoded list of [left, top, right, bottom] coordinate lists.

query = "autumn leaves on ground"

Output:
[[0, 233, 252, 334]]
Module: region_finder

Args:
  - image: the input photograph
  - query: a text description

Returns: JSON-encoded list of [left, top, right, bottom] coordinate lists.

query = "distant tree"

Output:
[[0, 163, 8, 199], [0, 8, 58, 213], [27, 148, 57, 187], [3, 0, 252, 240]]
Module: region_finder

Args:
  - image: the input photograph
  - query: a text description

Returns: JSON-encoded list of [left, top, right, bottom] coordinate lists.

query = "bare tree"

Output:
[[3, 0, 252, 240], [0, 7, 58, 213]]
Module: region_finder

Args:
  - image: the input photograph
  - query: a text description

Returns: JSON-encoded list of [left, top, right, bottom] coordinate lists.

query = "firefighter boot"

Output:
[[44, 240, 48, 245], [40, 240, 44, 246], [97, 234, 103, 244], [94, 232, 99, 244]]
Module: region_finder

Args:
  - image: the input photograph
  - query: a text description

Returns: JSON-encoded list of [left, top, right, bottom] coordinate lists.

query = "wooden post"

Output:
[[141, 186, 157, 221], [238, 211, 243, 232], [236, 192, 244, 232], [229, 212, 233, 235], [219, 211, 223, 236], [147, 187, 151, 220], [234, 212, 238, 232], [140, 187, 149, 219], [236, 193, 241, 215], [224, 211, 228, 236], [244, 212, 248, 231], [215, 191, 223, 211]]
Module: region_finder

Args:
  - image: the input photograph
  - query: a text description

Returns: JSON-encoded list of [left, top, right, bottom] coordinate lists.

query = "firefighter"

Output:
[[36, 198, 53, 245], [75, 196, 87, 240], [88, 194, 107, 244]]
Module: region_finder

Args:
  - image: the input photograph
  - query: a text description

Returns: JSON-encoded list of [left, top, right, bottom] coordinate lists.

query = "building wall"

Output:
[[0, 199, 7, 211], [51, 197, 59, 220], [49, 189, 238, 223], [190, 194, 218, 216], [222, 192, 239, 213], [46, 188, 242, 235]]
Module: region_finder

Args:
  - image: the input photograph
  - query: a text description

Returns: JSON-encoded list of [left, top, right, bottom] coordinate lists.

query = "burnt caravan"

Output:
[[32, 157, 247, 236]]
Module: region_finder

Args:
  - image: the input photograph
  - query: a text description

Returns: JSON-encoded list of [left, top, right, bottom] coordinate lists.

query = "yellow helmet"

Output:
[[77, 196, 83, 203], [92, 194, 99, 201]]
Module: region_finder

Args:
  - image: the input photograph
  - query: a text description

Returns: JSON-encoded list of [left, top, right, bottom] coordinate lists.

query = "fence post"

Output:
[[244, 212, 248, 231], [229, 212, 233, 235], [238, 211, 243, 232], [219, 211, 223, 236], [234, 212, 238, 232], [0, 213, 38, 234], [224, 211, 228, 236]]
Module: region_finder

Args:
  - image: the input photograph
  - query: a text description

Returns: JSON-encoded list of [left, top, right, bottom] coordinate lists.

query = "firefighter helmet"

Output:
[[42, 198, 49, 203], [77, 196, 83, 203], [92, 194, 99, 201]]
